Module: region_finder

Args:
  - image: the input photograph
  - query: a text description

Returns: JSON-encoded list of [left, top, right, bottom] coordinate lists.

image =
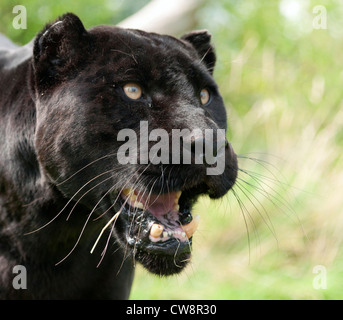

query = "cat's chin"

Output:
[[135, 249, 191, 276]]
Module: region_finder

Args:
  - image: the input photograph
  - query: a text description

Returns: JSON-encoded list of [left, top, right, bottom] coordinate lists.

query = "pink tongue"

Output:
[[136, 191, 177, 217]]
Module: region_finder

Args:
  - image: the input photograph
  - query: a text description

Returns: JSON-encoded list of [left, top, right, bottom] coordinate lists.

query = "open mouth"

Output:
[[114, 186, 203, 275], [122, 188, 200, 243]]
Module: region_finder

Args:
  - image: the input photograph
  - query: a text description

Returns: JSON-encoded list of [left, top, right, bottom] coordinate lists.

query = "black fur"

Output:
[[0, 13, 237, 299]]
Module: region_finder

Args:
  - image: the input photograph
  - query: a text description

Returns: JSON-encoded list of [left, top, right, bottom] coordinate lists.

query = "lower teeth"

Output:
[[149, 215, 200, 241]]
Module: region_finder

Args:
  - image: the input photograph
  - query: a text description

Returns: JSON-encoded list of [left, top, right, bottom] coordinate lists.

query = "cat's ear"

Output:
[[33, 13, 90, 89], [181, 30, 216, 74]]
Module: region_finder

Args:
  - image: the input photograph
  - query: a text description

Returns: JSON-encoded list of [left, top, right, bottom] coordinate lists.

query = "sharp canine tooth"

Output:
[[122, 188, 133, 196], [181, 215, 200, 239], [133, 201, 144, 209], [163, 231, 168, 238], [173, 191, 182, 205], [150, 224, 164, 238], [173, 204, 180, 211], [122, 189, 145, 209]]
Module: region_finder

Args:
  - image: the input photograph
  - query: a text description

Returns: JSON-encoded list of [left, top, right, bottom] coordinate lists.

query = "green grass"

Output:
[[1, 0, 343, 300]]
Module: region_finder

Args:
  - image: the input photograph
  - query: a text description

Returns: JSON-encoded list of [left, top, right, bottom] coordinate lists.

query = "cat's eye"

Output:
[[200, 88, 210, 105], [123, 83, 142, 100]]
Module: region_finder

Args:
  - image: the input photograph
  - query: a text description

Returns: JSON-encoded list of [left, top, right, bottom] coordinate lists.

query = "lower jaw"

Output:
[[114, 223, 192, 276]]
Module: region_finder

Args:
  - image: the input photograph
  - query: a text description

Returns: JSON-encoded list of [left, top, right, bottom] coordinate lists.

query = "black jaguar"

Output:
[[0, 13, 237, 299]]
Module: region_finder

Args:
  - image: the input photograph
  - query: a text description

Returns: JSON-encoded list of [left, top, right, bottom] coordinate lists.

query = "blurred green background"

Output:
[[1, 0, 342, 299]]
